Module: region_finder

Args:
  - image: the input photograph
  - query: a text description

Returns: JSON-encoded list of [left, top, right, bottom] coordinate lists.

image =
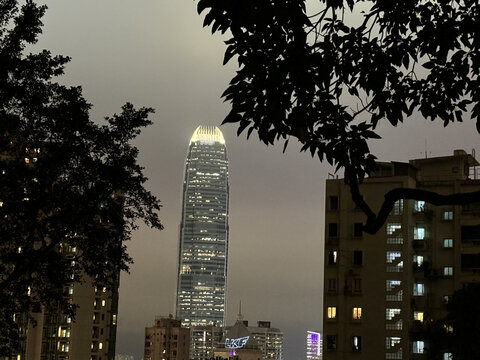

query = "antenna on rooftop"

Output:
[[421, 139, 431, 159]]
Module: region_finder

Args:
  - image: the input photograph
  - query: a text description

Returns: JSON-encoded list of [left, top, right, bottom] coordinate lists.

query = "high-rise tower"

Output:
[[176, 126, 229, 328]]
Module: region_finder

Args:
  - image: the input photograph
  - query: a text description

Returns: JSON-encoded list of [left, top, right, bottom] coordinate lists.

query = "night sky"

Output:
[[37, 1, 479, 359]]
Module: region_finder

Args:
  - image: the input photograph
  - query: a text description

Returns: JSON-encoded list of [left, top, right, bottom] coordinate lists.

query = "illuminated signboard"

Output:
[[225, 336, 249, 349]]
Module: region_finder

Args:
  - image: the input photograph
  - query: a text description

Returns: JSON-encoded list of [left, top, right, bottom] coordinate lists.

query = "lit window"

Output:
[[414, 227, 425, 240], [413, 255, 424, 266], [352, 336, 362, 351], [443, 211, 453, 220], [328, 250, 338, 265], [413, 340, 424, 354], [414, 311, 424, 322], [387, 223, 402, 235], [102, 300, 106, 307], [353, 307, 362, 320], [386, 251, 401, 263], [393, 200, 403, 215], [327, 307, 337, 319], [443, 266, 453, 276], [386, 308, 401, 320], [112, 314, 117, 325], [386, 280, 401, 291], [99, 342, 103, 350], [386, 337, 401, 349], [443, 238, 453, 248], [414, 201, 425, 212], [443, 353, 453, 360], [413, 283, 425, 296]]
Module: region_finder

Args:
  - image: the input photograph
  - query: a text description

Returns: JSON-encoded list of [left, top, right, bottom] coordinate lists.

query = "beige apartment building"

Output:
[[144, 316, 190, 360], [16, 261, 119, 360], [323, 150, 480, 360]]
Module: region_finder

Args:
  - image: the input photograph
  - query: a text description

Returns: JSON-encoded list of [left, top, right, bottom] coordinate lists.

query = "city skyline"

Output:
[[33, 1, 480, 359]]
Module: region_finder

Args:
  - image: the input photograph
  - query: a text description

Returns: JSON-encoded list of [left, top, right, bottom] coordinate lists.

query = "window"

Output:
[[414, 200, 425, 212], [353, 307, 362, 320], [386, 290, 403, 301], [443, 238, 453, 248], [443, 211, 453, 220], [327, 278, 337, 292], [326, 335, 337, 350], [386, 251, 402, 263], [328, 250, 338, 265], [387, 235, 403, 244], [354, 223, 363, 237], [443, 295, 451, 304], [393, 199, 403, 215], [329, 196, 339, 210], [327, 307, 337, 319], [413, 282, 425, 296], [443, 353, 453, 360], [413, 341, 424, 354], [443, 266, 453, 276], [413, 255, 424, 266], [328, 223, 338, 237], [414, 311, 424, 322], [414, 226, 425, 240], [353, 251, 363, 266], [386, 280, 401, 291], [386, 308, 401, 320], [352, 336, 362, 351], [353, 278, 362, 293], [387, 223, 402, 235], [386, 337, 401, 349]]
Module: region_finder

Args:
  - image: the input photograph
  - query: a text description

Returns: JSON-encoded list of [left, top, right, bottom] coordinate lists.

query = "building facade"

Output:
[[306, 331, 322, 360], [176, 126, 229, 328], [247, 321, 283, 360], [323, 150, 480, 360], [144, 316, 190, 360], [17, 263, 118, 360]]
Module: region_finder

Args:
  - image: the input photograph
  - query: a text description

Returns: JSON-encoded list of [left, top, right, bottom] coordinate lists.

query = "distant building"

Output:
[[323, 150, 480, 359], [247, 321, 283, 360], [115, 355, 135, 360], [190, 325, 224, 360], [306, 331, 322, 360], [176, 126, 230, 328], [214, 313, 263, 360], [144, 316, 190, 360]]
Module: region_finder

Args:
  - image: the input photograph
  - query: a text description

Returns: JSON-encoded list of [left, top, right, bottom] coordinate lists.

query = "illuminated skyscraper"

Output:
[[176, 126, 229, 328]]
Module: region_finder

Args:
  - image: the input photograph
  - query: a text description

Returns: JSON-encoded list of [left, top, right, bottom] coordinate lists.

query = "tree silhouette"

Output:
[[193, 0, 480, 234], [0, 0, 162, 352]]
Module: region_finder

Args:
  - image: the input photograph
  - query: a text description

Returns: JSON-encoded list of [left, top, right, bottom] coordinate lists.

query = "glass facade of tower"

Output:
[[176, 126, 229, 327]]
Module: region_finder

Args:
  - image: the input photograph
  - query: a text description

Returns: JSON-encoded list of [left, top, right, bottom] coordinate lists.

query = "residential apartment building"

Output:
[[144, 316, 190, 360], [18, 263, 118, 360], [323, 150, 480, 360]]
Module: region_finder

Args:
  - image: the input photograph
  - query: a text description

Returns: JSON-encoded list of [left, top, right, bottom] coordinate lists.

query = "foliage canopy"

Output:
[[194, 0, 480, 233], [0, 0, 162, 352]]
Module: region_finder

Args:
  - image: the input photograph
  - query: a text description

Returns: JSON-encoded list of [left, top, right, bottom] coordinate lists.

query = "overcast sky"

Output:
[[36, 1, 480, 359]]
